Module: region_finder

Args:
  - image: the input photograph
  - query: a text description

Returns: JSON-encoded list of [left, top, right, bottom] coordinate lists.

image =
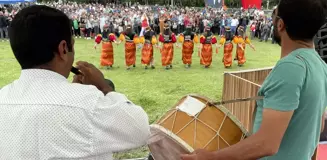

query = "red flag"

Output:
[[242, 0, 262, 10]]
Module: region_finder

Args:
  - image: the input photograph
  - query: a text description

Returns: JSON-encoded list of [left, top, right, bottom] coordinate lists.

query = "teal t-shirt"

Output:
[[253, 48, 327, 160]]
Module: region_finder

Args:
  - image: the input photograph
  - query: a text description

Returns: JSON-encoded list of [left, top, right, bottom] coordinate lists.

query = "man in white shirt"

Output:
[[230, 16, 239, 36], [0, 5, 150, 160]]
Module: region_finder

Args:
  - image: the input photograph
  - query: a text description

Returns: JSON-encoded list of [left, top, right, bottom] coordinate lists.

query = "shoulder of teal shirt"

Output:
[[259, 48, 307, 111]]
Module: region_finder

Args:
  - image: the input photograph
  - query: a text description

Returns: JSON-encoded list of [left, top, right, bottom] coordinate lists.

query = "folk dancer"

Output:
[[141, 27, 157, 69], [199, 27, 218, 68], [233, 26, 255, 66], [94, 24, 119, 69], [119, 25, 140, 70], [218, 27, 234, 68], [178, 25, 199, 68], [159, 24, 177, 70]]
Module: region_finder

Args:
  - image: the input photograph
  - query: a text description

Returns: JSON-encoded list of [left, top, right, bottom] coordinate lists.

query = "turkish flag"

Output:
[[242, 0, 262, 10], [318, 143, 327, 160]]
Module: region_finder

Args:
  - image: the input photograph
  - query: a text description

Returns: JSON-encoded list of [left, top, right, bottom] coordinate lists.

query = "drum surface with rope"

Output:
[[147, 94, 249, 160]]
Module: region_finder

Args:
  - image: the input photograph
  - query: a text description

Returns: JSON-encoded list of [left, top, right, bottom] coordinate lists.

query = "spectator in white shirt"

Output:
[[0, 5, 150, 160], [231, 16, 239, 36]]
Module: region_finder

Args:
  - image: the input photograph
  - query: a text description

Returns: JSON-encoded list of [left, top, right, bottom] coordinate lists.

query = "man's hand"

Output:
[[75, 61, 113, 94], [181, 149, 216, 160], [72, 74, 83, 84]]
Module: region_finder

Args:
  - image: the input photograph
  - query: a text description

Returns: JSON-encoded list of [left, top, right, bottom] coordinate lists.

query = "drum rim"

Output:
[[149, 124, 194, 153]]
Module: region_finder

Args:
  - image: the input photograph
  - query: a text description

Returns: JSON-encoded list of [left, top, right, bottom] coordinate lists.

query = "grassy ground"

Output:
[[0, 38, 280, 159]]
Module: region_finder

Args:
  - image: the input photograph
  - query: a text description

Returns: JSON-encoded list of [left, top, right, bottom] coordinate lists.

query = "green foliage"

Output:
[[0, 37, 280, 159]]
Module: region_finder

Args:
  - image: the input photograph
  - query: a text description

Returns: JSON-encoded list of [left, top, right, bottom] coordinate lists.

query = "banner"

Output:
[[242, 0, 262, 10], [0, 0, 35, 4], [205, 0, 224, 8]]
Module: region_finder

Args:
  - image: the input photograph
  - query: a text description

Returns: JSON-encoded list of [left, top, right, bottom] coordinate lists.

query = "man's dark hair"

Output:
[[9, 5, 72, 69], [277, 0, 327, 41]]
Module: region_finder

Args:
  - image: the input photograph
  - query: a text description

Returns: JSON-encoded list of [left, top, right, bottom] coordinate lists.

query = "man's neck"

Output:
[[281, 38, 314, 58]]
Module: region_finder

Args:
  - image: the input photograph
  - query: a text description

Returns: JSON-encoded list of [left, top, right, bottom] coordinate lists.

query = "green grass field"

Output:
[[0, 38, 280, 159]]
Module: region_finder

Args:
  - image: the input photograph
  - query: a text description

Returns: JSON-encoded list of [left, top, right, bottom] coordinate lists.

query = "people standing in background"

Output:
[[85, 15, 92, 39], [99, 14, 106, 33], [250, 21, 256, 39], [220, 15, 225, 36], [178, 14, 184, 34], [212, 16, 220, 35], [0, 11, 8, 42], [133, 17, 140, 35], [239, 14, 249, 34], [92, 16, 100, 38], [140, 13, 149, 37], [260, 19, 270, 42], [231, 16, 239, 36], [199, 17, 204, 34], [226, 14, 232, 29], [72, 16, 81, 38]]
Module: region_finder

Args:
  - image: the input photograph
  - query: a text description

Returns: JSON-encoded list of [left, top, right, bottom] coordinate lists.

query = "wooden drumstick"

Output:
[[210, 96, 263, 106], [71, 66, 82, 75]]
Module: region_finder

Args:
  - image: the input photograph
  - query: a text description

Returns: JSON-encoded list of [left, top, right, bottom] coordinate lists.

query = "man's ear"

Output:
[[278, 19, 285, 32], [57, 40, 68, 61]]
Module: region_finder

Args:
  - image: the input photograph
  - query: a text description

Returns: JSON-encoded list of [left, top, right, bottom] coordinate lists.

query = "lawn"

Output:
[[0, 38, 281, 159]]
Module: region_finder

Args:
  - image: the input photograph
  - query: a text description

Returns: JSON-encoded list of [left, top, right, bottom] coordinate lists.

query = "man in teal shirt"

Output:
[[181, 0, 327, 159]]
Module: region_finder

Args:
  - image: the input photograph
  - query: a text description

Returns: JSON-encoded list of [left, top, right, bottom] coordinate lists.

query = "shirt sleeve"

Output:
[[91, 92, 150, 153], [262, 61, 306, 111]]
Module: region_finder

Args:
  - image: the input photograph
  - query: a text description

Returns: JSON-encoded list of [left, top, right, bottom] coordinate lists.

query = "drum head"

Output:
[[148, 125, 193, 160]]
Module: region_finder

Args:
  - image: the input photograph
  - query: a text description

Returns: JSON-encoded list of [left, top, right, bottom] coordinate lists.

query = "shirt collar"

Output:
[[19, 69, 67, 82]]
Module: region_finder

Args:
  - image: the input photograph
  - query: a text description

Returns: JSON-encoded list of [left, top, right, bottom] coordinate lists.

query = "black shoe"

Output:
[[110, 65, 113, 68], [133, 64, 136, 67], [151, 65, 155, 69], [205, 66, 209, 68], [165, 66, 169, 70], [126, 67, 131, 70], [169, 64, 173, 68], [145, 66, 148, 69]]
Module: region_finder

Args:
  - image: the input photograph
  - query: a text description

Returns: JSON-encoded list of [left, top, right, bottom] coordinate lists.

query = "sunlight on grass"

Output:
[[0, 38, 280, 159]]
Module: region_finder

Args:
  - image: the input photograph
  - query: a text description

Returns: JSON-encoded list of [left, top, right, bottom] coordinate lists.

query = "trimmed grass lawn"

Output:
[[0, 38, 280, 159]]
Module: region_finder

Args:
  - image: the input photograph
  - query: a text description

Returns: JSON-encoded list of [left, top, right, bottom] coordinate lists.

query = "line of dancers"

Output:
[[94, 23, 256, 70]]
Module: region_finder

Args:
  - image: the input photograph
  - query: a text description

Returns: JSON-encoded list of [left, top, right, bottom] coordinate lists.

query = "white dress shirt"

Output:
[[231, 18, 239, 27], [0, 69, 150, 160]]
